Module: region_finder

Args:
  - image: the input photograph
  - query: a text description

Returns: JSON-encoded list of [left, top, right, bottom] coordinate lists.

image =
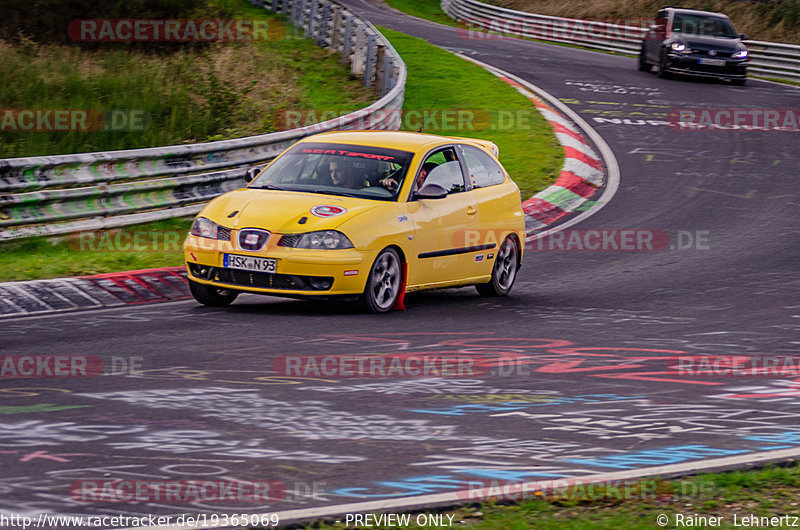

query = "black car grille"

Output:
[[213, 267, 301, 289], [695, 50, 733, 58], [187, 263, 334, 292], [218, 227, 232, 241]]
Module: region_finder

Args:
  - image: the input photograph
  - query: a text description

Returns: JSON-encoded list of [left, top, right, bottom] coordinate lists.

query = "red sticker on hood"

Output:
[[311, 205, 347, 217]]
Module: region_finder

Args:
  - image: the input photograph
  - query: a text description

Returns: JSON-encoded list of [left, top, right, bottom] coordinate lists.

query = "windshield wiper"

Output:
[[249, 183, 286, 190], [306, 189, 360, 198]]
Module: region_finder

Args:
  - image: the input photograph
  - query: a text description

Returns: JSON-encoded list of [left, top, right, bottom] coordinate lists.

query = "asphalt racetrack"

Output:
[[2, 2, 800, 527]]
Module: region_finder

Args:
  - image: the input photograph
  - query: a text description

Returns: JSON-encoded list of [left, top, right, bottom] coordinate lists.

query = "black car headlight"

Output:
[[279, 230, 354, 249], [190, 217, 225, 240]]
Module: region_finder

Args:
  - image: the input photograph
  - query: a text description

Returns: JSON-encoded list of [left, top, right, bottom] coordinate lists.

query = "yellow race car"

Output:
[[184, 131, 525, 312]]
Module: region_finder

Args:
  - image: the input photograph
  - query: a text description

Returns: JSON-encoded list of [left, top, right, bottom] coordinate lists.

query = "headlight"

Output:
[[732, 49, 748, 59], [670, 42, 690, 53], [279, 230, 354, 249], [190, 217, 223, 239]]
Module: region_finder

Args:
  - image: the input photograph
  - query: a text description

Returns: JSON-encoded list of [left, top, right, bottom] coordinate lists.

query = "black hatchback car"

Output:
[[639, 7, 749, 85]]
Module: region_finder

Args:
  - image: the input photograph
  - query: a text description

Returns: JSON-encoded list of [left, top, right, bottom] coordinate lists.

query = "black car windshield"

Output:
[[672, 14, 738, 38], [249, 142, 414, 201]]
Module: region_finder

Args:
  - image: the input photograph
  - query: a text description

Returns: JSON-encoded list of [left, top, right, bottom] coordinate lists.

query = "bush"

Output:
[[1, 0, 220, 45]]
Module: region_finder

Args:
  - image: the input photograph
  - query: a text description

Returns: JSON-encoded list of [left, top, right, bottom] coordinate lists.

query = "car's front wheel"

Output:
[[657, 49, 671, 78], [638, 45, 651, 72], [362, 248, 402, 313], [476, 236, 519, 297], [731, 78, 747, 86], [189, 279, 239, 307]]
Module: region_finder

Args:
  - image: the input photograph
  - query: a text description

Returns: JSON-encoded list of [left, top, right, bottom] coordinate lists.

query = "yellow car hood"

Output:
[[200, 189, 382, 233]]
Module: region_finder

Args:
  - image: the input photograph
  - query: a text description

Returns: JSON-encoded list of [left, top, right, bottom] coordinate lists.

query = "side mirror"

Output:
[[245, 166, 261, 182], [740, 34, 749, 41], [415, 183, 448, 200]]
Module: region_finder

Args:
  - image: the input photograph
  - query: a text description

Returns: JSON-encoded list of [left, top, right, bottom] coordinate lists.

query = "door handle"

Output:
[[466, 207, 477, 215]]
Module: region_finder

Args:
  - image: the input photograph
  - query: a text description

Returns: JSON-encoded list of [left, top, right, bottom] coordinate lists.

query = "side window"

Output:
[[461, 145, 505, 188], [416, 147, 465, 195], [425, 162, 465, 194], [654, 10, 668, 35]]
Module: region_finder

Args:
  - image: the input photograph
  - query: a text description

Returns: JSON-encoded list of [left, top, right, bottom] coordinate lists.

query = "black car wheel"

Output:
[[657, 50, 671, 78], [731, 78, 747, 86], [362, 248, 402, 313], [638, 45, 652, 72], [476, 236, 519, 297], [189, 279, 239, 307]]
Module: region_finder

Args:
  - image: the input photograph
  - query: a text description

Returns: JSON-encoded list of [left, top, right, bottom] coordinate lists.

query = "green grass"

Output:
[[0, 0, 373, 158], [299, 463, 800, 529], [384, 0, 463, 27], [379, 27, 563, 199]]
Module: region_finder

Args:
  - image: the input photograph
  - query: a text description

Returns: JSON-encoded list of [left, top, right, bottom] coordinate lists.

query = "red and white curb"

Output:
[[0, 267, 189, 318], [454, 54, 618, 234]]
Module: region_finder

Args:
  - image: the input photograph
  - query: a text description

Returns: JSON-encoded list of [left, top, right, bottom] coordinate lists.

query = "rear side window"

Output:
[[461, 145, 505, 188]]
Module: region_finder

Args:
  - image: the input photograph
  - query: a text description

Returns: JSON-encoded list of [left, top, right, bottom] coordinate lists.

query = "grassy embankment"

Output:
[[303, 463, 800, 529], [0, 25, 563, 281]]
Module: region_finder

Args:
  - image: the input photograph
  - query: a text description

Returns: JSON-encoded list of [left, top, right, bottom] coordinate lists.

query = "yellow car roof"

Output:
[[304, 130, 494, 155]]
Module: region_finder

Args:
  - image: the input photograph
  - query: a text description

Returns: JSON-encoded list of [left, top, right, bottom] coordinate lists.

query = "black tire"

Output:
[[638, 46, 651, 72], [362, 248, 402, 313], [476, 236, 519, 297], [189, 279, 239, 307], [657, 50, 670, 78], [731, 78, 746, 86]]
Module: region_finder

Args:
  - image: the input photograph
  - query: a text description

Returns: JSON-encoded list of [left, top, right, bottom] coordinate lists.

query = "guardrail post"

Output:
[[306, 0, 318, 37], [342, 16, 354, 64], [292, 0, 303, 24], [363, 34, 377, 87], [373, 43, 385, 94], [381, 54, 394, 96], [318, 3, 331, 47], [351, 24, 366, 76], [330, 7, 342, 52]]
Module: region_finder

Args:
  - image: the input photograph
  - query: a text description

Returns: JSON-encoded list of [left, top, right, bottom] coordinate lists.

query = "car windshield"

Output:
[[249, 142, 413, 201], [672, 14, 738, 38]]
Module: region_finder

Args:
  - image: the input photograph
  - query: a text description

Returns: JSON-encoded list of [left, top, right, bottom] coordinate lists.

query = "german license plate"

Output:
[[223, 254, 276, 273], [700, 58, 725, 66]]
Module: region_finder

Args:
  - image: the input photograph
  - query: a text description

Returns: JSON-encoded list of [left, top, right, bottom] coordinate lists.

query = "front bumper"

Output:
[[184, 234, 373, 297], [664, 53, 747, 79]]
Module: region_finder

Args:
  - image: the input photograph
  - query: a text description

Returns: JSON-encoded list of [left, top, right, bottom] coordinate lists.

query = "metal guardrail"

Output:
[[441, 0, 800, 82], [0, 0, 406, 241]]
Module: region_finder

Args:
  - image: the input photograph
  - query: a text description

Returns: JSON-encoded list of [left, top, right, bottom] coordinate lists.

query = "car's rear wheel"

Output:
[[362, 248, 402, 313], [189, 279, 239, 307], [638, 45, 651, 72], [476, 236, 519, 297]]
